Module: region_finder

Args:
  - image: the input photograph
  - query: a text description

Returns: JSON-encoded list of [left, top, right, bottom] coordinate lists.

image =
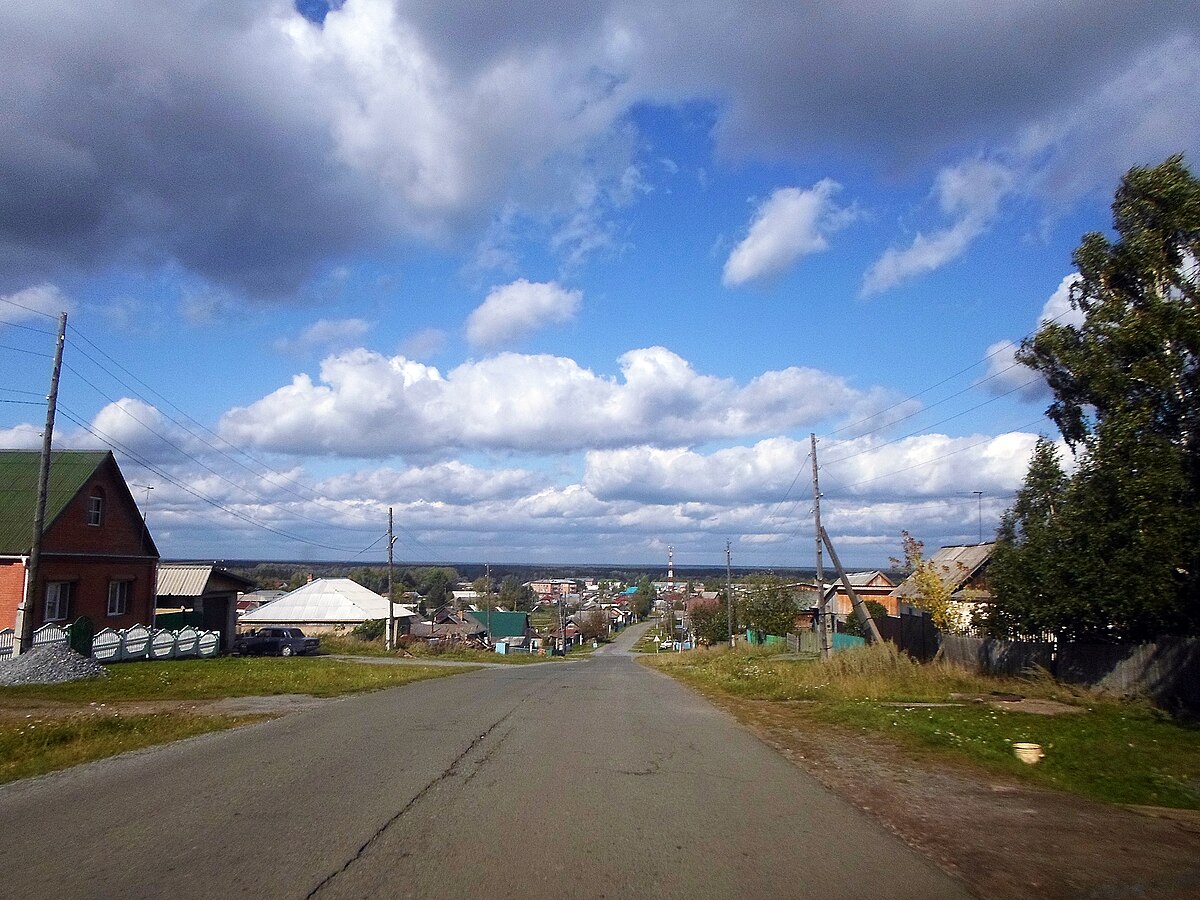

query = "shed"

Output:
[[156, 563, 258, 650]]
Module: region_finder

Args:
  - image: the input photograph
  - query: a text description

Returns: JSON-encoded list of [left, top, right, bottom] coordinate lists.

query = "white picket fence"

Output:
[[0, 623, 221, 662]]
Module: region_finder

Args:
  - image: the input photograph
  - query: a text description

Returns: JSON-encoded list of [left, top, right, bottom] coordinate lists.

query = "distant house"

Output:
[[891, 543, 996, 630], [0, 450, 159, 644], [466, 609, 534, 647], [237, 589, 287, 616], [240, 577, 415, 633], [156, 563, 258, 650]]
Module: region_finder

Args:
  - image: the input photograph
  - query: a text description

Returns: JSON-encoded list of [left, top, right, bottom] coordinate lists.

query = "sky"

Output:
[[1, 0, 1198, 570]]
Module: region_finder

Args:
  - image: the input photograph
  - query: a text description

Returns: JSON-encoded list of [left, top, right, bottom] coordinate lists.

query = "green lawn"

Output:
[[645, 643, 1200, 810]]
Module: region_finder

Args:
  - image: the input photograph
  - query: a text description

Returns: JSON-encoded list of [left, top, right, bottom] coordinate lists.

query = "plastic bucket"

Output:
[[1013, 742, 1045, 765]]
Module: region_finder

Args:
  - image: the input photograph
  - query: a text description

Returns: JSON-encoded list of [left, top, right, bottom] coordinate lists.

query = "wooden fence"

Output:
[[937, 633, 1200, 713]]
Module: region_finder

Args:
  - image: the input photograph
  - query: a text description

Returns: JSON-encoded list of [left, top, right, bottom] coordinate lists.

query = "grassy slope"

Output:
[[645, 644, 1200, 810]]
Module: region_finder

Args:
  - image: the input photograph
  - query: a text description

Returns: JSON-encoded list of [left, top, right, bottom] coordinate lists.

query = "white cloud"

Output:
[[275, 318, 371, 357], [1039, 273, 1084, 327], [400, 327, 447, 360], [862, 159, 1014, 295], [219, 345, 911, 457], [722, 180, 852, 286], [982, 274, 1084, 400], [466, 279, 582, 348], [0, 283, 70, 323]]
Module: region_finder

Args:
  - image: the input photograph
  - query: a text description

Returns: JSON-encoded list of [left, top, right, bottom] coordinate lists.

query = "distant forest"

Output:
[[208, 559, 852, 593]]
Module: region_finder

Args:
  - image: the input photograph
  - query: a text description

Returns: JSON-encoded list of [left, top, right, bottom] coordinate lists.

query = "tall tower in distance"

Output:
[[667, 545, 675, 593]]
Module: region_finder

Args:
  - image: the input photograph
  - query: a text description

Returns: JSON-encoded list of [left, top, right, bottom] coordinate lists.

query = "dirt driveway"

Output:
[[728, 696, 1200, 899]]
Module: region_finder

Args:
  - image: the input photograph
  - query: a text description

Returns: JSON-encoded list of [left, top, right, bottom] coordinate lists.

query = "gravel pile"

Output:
[[0, 644, 109, 686]]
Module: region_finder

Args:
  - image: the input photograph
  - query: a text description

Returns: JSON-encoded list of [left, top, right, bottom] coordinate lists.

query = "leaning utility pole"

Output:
[[386, 507, 395, 651], [16, 312, 67, 655], [811, 433, 831, 658], [725, 540, 734, 648], [820, 525, 883, 643]]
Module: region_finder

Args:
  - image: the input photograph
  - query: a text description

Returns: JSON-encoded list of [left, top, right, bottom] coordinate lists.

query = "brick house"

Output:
[[0, 450, 159, 640]]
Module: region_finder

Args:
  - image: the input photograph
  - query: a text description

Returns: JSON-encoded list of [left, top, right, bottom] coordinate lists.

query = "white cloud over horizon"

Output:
[[217, 344, 914, 457]]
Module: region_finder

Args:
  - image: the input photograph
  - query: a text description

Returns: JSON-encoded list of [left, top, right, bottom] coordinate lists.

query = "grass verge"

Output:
[[0, 656, 472, 784], [0, 655, 471, 702], [645, 643, 1200, 810], [0, 713, 259, 785]]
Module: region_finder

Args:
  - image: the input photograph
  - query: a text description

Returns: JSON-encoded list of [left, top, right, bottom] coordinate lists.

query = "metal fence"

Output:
[[0, 623, 221, 662]]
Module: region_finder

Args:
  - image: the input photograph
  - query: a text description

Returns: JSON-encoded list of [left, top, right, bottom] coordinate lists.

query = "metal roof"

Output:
[[0, 450, 112, 554], [891, 543, 995, 598], [240, 577, 414, 624]]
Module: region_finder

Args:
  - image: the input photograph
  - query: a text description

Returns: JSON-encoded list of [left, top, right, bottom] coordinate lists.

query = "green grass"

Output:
[[646, 643, 1200, 810], [0, 655, 472, 703], [0, 655, 475, 785], [0, 713, 258, 785]]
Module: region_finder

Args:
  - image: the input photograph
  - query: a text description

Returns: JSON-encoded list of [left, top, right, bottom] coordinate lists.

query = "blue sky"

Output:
[[1, 0, 1197, 569]]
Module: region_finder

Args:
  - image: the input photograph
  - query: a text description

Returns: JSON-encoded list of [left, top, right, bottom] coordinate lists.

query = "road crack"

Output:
[[306, 706, 518, 898]]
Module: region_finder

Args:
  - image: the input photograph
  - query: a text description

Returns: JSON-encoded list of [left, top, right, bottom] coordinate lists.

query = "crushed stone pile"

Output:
[[0, 643, 109, 686]]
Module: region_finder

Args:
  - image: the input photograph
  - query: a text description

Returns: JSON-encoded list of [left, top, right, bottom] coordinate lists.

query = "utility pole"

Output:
[[725, 540, 734, 648], [16, 311, 67, 655], [386, 507, 395, 651], [811, 434, 831, 659]]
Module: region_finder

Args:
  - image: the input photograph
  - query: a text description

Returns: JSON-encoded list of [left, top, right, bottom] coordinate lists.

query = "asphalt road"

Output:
[[0, 625, 969, 899]]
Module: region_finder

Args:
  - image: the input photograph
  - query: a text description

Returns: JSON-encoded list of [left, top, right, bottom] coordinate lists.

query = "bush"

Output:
[[351, 619, 386, 642], [840, 600, 888, 638]]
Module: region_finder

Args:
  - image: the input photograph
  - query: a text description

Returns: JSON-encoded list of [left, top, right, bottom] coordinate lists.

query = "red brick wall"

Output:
[[42, 459, 152, 557], [0, 561, 26, 632], [33, 556, 156, 631]]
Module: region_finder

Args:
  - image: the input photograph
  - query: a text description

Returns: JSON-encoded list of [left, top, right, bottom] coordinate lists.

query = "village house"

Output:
[[0, 450, 159, 646]]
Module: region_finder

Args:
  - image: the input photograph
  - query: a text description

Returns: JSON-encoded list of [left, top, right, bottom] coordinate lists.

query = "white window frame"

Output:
[[107, 580, 132, 617], [87, 494, 103, 526], [45, 582, 72, 622]]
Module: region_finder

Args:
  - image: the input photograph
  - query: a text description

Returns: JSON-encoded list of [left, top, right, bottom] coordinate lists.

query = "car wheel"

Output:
[[280, 644, 294, 657], [235, 642, 247, 656]]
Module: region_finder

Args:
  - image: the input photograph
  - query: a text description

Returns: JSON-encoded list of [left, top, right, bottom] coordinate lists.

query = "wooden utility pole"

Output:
[[820, 525, 883, 643], [811, 434, 830, 658], [16, 312, 67, 655], [386, 507, 395, 651], [725, 540, 734, 648]]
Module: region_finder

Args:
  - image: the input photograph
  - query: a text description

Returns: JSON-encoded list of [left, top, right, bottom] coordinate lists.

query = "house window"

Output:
[[107, 580, 132, 617], [87, 492, 104, 526], [45, 582, 73, 622]]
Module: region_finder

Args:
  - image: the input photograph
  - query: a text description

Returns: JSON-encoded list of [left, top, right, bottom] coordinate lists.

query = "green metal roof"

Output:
[[467, 610, 530, 639], [0, 450, 112, 554]]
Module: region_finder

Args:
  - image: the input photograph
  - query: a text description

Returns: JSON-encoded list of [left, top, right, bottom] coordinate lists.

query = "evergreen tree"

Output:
[[999, 156, 1200, 639]]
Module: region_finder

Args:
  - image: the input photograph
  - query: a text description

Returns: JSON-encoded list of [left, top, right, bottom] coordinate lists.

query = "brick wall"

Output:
[[0, 560, 26, 631]]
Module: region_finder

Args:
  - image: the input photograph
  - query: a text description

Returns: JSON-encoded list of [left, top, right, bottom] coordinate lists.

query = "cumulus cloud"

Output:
[[219, 345, 911, 457], [862, 159, 1014, 295], [400, 327, 447, 360], [466, 279, 582, 348], [982, 274, 1084, 399], [1038, 273, 1084, 327], [0, 283, 70, 323], [274, 318, 371, 357], [722, 180, 854, 286]]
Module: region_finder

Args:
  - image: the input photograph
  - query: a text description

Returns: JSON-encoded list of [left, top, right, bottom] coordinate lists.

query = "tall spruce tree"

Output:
[[998, 155, 1200, 639]]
